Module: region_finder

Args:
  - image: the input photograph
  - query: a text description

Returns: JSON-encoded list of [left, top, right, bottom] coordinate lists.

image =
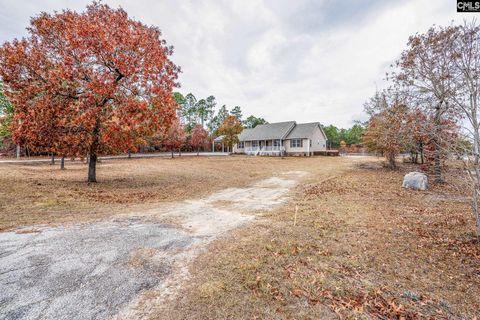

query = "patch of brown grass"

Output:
[[0, 155, 350, 230], [128, 248, 160, 268], [155, 159, 480, 319], [14, 228, 41, 234]]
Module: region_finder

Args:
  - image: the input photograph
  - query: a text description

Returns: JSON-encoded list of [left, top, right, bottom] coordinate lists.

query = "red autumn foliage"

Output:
[[363, 103, 411, 168], [162, 120, 186, 157], [190, 124, 209, 155], [0, 2, 179, 181], [363, 99, 459, 169]]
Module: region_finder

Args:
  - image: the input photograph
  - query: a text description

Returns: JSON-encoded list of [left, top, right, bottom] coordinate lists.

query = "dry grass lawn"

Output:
[[0, 155, 348, 230], [1, 155, 478, 319], [155, 159, 480, 319]]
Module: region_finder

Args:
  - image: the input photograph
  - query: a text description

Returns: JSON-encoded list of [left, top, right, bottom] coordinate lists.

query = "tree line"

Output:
[[172, 92, 267, 134], [145, 92, 264, 156], [322, 123, 365, 149], [362, 21, 480, 240]]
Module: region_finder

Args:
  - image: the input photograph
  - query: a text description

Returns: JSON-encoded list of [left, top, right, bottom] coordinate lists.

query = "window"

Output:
[[290, 139, 303, 148], [238, 141, 244, 148], [273, 139, 281, 147], [252, 141, 258, 148]]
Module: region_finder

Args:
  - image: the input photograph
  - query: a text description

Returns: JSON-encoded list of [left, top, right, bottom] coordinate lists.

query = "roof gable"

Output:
[[238, 121, 296, 141], [285, 122, 323, 139]]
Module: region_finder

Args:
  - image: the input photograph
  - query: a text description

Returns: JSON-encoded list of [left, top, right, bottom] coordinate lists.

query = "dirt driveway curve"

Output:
[[0, 171, 306, 320]]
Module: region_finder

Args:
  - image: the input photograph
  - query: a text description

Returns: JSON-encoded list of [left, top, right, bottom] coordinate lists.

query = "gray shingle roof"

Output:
[[238, 121, 295, 141], [285, 122, 322, 139]]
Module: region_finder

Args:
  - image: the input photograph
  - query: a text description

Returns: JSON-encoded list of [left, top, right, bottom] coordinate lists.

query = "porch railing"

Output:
[[244, 146, 284, 155]]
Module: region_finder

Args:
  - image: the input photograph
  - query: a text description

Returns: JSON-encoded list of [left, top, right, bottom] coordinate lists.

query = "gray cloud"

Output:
[[0, 0, 460, 127], [284, 0, 397, 33]]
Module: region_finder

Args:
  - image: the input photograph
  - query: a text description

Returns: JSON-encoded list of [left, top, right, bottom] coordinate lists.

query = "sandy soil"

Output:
[[0, 171, 306, 320]]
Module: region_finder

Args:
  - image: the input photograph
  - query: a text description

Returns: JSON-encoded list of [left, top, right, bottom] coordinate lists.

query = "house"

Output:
[[233, 121, 328, 156]]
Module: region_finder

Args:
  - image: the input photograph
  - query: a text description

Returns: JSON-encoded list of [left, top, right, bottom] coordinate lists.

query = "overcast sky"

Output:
[[0, 0, 465, 127]]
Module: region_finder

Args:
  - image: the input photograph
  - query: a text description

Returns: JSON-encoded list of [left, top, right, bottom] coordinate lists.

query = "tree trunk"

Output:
[[128, 150, 131, 159], [50, 154, 55, 165], [197, 147, 200, 156], [472, 116, 480, 242], [179, 148, 182, 157], [16, 145, 20, 159], [433, 105, 444, 183], [433, 147, 443, 182], [420, 142, 424, 164], [60, 156, 65, 170], [387, 153, 396, 169], [88, 153, 97, 182], [171, 149, 174, 158], [88, 118, 100, 183]]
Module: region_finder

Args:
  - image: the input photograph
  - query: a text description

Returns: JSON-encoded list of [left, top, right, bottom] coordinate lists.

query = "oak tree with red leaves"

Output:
[[217, 115, 243, 151], [363, 102, 411, 169], [0, 2, 179, 182], [162, 120, 186, 158], [190, 124, 209, 155], [363, 90, 459, 169], [393, 26, 458, 182]]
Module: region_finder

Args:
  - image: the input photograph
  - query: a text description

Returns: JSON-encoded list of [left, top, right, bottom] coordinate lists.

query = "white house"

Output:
[[233, 121, 328, 156]]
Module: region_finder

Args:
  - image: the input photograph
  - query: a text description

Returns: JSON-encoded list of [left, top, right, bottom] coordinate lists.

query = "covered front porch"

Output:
[[243, 139, 284, 156]]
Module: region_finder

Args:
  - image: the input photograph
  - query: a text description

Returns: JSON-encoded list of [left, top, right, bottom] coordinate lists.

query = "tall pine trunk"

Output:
[[50, 153, 55, 165], [60, 156, 65, 170]]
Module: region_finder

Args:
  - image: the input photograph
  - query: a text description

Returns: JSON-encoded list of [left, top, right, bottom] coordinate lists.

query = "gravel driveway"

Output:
[[0, 171, 305, 320]]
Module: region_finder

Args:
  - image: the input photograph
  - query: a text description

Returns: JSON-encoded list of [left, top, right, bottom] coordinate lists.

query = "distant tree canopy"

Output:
[[243, 115, 268, 129], [322, 123, 366, 148], [0, 82, 13, 146], [230, 106, 243, 121], [217, 115, 243, 149], [208, 105, 229, 134], [173, 92, 267, 135], [190, 124, 209, 155], [163, 120, 186, 158]]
